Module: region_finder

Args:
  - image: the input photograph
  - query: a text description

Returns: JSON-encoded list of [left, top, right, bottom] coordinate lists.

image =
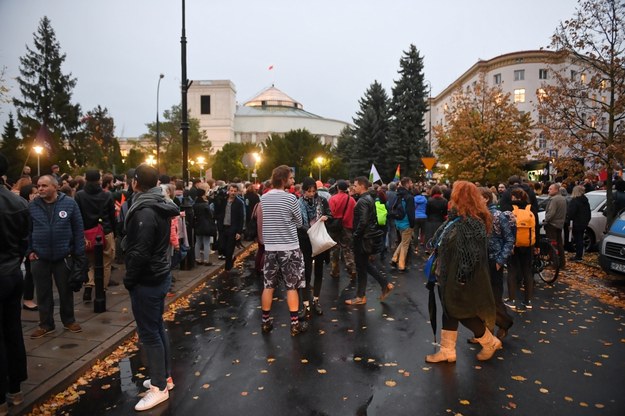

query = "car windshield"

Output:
[[586, 193, 605, 211]]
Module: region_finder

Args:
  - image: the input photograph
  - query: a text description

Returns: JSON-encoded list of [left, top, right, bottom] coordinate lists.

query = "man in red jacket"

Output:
[[328, 180, 356, 278]]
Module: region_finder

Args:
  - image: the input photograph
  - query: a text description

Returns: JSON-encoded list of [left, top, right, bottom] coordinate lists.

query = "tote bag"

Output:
[[307, 220, 336, 257]]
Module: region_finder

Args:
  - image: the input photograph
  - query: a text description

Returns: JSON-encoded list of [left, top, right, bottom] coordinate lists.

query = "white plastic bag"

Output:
[[307, 220, 337, 256]]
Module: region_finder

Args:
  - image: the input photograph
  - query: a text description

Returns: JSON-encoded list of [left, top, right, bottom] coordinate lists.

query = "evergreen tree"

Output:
[[333, 126, 355, 179], [0, 113, 26, 179], [80, 105, 121, 171], [13, 16, 81, 167], [387, 44, 429, 179], [349, 81, 391, 180]]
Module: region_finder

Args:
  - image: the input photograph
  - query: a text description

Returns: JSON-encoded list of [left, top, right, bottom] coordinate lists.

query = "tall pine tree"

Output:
[[348, 81, 391, 180], [13, 16, 81, 168], [386, 44, 429, 179]]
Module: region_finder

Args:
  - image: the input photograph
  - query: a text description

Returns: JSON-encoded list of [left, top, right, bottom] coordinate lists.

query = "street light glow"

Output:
[[253, 152, 261, 163], [33, 146, 43, 155]]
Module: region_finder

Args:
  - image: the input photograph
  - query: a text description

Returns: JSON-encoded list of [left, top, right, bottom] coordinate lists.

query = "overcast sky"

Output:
[[0, 0, 579, 139]]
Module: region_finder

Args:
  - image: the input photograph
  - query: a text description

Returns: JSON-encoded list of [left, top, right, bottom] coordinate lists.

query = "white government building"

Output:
[[428, 49, 594, 179], [187, 81, 350, 152]]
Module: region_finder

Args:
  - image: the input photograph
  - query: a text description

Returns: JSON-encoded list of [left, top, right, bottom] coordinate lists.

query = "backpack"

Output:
[[512, 205, 535, 247], [375, 199, 387, 226], [389, 195, 406, 220]]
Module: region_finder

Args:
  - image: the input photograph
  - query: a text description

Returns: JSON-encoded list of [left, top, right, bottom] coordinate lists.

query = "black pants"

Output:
[[490, 260, 513, 330], [507, 247, 533, 303], [23, 258, 35, 301], [572, 224, 585, 259], [221, 227, 238, 271], [354, 240, 388, 298], [300, 237, 327, 301], [441, 313, 485, 337]]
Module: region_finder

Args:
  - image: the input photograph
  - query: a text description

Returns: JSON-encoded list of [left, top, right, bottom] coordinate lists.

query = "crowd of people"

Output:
[[1, 150, 621, 412]]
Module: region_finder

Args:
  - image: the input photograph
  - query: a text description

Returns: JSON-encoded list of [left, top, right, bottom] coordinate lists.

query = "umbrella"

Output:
[[427, 283, 437, 343]]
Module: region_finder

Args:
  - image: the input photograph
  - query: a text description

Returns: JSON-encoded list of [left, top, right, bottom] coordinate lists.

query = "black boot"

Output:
[[83, 286, 92, 302]]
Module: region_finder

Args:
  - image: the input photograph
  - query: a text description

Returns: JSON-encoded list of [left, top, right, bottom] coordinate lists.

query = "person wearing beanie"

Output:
[[0, 152, 31, 413], [75, 169, 117, 298]]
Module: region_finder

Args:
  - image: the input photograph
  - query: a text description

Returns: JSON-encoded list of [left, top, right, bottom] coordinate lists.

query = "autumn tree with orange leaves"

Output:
[[433, 74, 532, 184], [538, 0, 625, 221]]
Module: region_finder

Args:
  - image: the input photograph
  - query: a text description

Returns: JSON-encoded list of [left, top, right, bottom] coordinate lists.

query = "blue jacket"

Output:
[[394, 187, 415, 231], [487, 204, 515, 266], [414, 194, 427, 219], [29, 193, 85, 261]]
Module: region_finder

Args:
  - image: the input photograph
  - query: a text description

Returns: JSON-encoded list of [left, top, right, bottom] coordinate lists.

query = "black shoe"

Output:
[[397, 268, 408, 273], [83, 287, 92, 302], [261, 318, 274, 334], [389, 260, 398, 269], [313, 300, 323, 316], [569, 256, 582, 262], [290, 320, 309, 336], [108, 279, 120, 287], [298, 305, 311, 321]]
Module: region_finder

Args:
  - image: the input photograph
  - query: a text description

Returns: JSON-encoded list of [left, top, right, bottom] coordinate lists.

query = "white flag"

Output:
[[369, 164, 382, 183]]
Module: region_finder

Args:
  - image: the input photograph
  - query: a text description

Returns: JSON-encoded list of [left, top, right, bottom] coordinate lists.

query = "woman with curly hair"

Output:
[[425, 181, 501, 363]]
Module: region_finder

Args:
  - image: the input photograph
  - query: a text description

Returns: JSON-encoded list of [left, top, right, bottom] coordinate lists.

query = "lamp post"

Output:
[[315, 156, 324, 181], [425, 79, 432, 155], [33, 146, 43, 177], [252, 152, 261, 184], [196, 156, 206, 181], [156, 73, 164, 171]]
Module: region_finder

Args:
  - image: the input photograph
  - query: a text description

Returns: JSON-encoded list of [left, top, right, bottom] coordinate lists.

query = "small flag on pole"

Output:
[[369, 164, 382, 184], [393, 164, 401, 182], [268, 65, 274, 70]]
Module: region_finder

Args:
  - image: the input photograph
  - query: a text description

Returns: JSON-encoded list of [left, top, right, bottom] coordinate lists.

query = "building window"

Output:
[[538, 133, 547, 149], [539, 68, 548, 79], [514, 88, 526, 103], [581, 73, 586, 83], [514, 69, 525, 81], [538, 114, 548, 124], [494, 73, 502, 84], [570, 70, 578, 81], [200, 95, 211, 114]]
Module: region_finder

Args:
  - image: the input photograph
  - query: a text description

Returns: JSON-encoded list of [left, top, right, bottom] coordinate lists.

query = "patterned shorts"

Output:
[[263, 248, 305, 290]]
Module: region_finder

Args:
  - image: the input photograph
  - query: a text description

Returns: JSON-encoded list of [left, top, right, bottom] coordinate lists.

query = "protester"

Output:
[[297, 177, 332, 318], [19, 184, 38, 311], [259, 165, 308, 336], [193, 184, 216, 266], [220, 184, 245, 272], [390, 177, 415, 272], [544, 183, 567, 270], [424, 185, 448, 252], [425, 181, 500, 363], [345, 177, 394, 305], [328, 180, 356, 279], [124, 164, 179, 411], [413, 188, 428, 254], [567, 185, 591, 262], [28, 175, 85, 338], [0, 153, 30, 414]]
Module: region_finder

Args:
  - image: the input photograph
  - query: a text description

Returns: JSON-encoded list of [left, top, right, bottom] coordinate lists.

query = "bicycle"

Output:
[[533, 226, 561, 284]]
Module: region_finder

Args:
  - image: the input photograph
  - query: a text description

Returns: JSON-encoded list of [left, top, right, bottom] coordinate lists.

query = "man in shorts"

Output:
[[260, 165, 308, 336]]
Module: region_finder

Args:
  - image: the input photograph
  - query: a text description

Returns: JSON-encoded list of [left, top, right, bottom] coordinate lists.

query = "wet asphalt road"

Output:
[[59, 250, 625, 416]]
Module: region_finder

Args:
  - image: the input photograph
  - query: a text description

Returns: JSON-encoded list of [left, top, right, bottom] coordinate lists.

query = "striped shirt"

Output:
[[261, 189, 302, 251]]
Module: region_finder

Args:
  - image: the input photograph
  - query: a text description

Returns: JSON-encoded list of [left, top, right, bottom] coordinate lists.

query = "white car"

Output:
[[537, 190, 607, 252], [599, 210, 625, 275]]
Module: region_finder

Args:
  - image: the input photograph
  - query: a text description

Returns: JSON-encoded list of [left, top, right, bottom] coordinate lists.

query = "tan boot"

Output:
[[476, 327, 503, 361], [425, 330, 457, 363]]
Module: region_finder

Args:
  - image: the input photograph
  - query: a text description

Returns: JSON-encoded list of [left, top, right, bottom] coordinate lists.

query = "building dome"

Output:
[[244, 85, 303, 109]]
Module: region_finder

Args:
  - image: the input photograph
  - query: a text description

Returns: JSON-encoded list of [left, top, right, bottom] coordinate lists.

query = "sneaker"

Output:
[[134, 385, 169, 411], [345, 296, 367, 305], [261, 318, 274, 334], [290, 320, 309, 337], [63, 323, 82, 333], [504, 299, 517, 310], [143, 377, 175, 391], [30, 327, 55, 339], [379, 283, 394, 301], [522, 301, 533, 310], [7, 391, 24, 406]]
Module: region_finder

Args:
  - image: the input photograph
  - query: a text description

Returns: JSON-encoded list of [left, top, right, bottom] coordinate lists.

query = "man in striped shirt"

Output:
[[260, 165, 309, 336]]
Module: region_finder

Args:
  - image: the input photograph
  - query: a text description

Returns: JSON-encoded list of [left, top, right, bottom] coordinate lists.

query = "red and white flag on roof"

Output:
[[268, 65, 274, 70]]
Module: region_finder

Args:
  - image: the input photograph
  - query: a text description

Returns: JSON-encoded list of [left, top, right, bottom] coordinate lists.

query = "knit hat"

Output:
[[85, 169, 101, 182]]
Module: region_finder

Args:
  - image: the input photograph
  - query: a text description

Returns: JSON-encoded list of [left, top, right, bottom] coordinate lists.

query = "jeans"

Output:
[[129, 273, 172, 391], [0, 268, 28, 402], [31, 258, 75, 329], [195, 234, 213, 263], [392, 227, 413, 270], [354, 240, 388, 298]]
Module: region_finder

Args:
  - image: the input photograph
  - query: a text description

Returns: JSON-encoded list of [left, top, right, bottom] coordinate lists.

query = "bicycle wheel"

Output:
[[535, 240, 560, 284]]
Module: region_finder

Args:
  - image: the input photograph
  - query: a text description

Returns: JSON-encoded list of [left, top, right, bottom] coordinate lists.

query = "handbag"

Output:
[[326, 196, 350, 234], [84, 223, 106, 253], [307, 220, 337, 257]]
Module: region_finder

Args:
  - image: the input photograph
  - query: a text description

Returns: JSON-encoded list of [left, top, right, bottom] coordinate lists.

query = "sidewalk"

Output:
[[15, 245, 251, 415]]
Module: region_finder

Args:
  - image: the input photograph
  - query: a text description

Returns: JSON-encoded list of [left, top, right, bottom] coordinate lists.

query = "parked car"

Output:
[[537, 190, 607, 252], [599, 211, 625, 275]]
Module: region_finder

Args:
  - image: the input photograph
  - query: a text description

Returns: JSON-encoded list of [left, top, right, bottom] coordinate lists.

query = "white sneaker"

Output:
[[142, 376, 175, 391], [134, 385, 169, 411]]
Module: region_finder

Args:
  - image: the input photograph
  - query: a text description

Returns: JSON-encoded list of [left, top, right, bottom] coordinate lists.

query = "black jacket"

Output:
[[353, 192, 380, 241], [0, 187, 30, 273], [567, 195, 591, 228], [193, 198, 217, 237], [75, 182, 116, 234], [426, 195, 448, 223], [223, 197, 245, 234], [123, 188, 180, 290]]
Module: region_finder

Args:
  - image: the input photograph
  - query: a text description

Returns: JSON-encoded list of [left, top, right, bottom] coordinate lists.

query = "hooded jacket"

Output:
[[75, 181, 116, 234], [123, 187, 180, 290]]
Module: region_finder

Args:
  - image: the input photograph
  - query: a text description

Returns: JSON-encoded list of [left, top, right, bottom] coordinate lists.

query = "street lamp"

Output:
[[425, 79, 432, 155], [156, 73, 164, 171], [196, 156, 206, 181], [315, 156, 324, 181], [33, 146, 43, 176], [252, 152, 261, 184], [146, 154, 156, 166]]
